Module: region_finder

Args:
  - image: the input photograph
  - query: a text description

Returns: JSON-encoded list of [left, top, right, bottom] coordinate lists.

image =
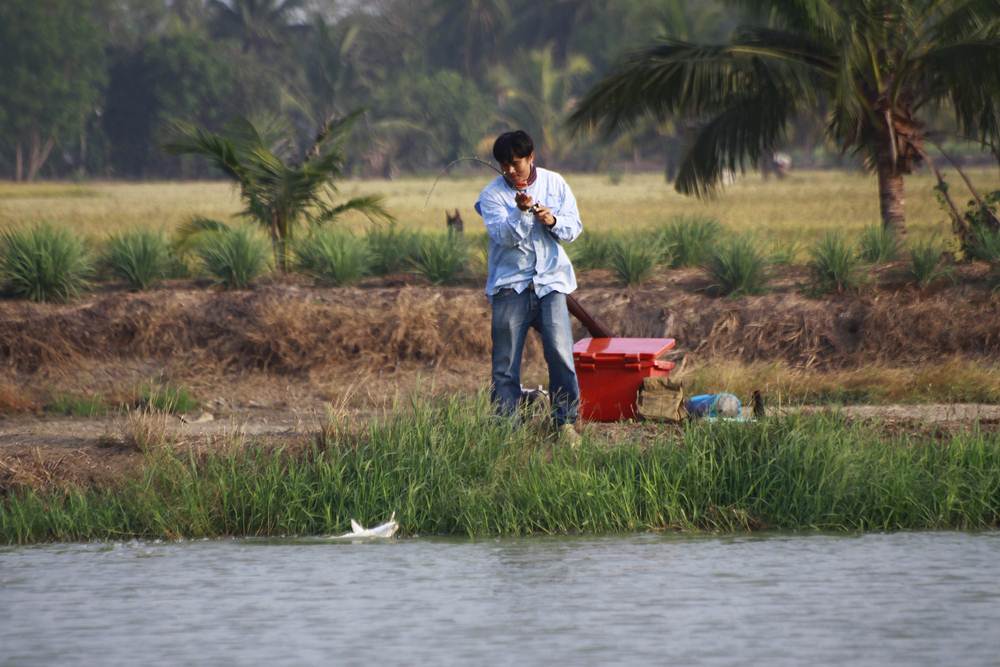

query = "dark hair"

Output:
[[492, 131, 534, 164]]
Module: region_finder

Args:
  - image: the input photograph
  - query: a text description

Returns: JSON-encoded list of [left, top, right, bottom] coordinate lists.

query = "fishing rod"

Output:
[[423, 156, 540, 213]]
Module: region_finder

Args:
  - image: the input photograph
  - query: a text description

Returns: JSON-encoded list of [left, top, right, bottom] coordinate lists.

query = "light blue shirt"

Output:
[[474, 167, 583, 300]]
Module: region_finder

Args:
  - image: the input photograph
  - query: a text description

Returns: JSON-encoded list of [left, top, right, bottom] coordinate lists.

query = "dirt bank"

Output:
[[3, 274, 999, 375]]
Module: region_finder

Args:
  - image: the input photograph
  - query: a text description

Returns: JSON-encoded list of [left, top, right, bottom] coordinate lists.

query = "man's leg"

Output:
[[537, 291, 579, 426], [491, 289, 533, 417]]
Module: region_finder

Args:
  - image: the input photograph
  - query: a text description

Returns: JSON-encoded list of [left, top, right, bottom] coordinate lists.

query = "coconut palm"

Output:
[[491, 45, 591, 165], [164, 112, 393, 272], [570, 0, 1000, 237]]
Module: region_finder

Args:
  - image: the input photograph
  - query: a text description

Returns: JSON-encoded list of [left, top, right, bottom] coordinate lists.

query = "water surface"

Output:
[[3, 532, 999, 666]]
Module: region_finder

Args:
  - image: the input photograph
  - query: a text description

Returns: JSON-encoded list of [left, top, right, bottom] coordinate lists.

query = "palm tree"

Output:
[[570, 0, 1000, 237], [165, 112, 393, 272], [491, 45, 591, 165]]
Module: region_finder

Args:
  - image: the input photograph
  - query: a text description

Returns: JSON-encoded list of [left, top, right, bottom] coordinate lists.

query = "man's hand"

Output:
[[515, 192, 533, 211], [533, 204, 556, 228]]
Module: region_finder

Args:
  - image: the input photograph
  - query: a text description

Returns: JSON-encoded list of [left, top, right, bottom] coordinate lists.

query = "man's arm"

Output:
[[536, 176, 582, 243], [478, 193, 535, 248]]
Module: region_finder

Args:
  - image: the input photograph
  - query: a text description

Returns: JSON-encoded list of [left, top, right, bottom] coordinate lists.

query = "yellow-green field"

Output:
[[2, 169, 996, 245]]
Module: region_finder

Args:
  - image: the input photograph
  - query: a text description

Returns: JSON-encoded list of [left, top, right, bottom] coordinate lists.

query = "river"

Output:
[[2, 532, 999, 666]]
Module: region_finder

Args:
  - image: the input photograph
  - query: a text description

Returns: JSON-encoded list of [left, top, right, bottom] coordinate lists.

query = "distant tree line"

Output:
[[0, 0, 993, 182]]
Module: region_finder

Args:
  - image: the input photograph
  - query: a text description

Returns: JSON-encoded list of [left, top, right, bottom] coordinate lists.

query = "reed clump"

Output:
[[3, 396, 999, 544]]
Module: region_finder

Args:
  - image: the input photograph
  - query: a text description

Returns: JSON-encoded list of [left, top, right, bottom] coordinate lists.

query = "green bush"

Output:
[[294, 229, 370, 286], [365, 222, 421, 275], [808, 232, 862, 293], [858, 224, 899, 263], [705, 235, 770, 296], [569, 232, 615, 270], [610, 237, 661, 286], [768, 240, 801, 266], [658, 216, 722, 267], [103, 229, 171, 290], [139, 383, 199, 414], [197, 226, 269, 289], [413, 233, 468, 284], [46, 393, 110, 417], [0, 223, 92, 302], [907, 239, 953, 288], [968, 225, 1000, 264]]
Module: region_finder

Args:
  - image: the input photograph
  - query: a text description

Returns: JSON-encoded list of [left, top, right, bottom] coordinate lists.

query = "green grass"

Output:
[[657, 216, 722, 268], [45, 392, 111, 417], [858, 224, 900, 263], [705, 235, 770, 296], [4, 395, 1000, 544], [0, 223, 92, 302], [294, 229, 371, 286], [908, 239, 953, 288], [197, 225, 270, 289], [412, 233, 468, 284], [138, 383, 199, 414], [808, 231, 863, 294], [102, 228, 171, 290], [609, 236, 663, 286], [365, 222, 421, 274]]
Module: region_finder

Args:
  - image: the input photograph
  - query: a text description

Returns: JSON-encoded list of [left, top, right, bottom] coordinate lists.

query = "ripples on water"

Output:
[[2, 532, 999, 666]]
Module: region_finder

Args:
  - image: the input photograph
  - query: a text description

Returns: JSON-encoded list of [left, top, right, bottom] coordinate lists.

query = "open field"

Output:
[[2, 169, 997, 245]]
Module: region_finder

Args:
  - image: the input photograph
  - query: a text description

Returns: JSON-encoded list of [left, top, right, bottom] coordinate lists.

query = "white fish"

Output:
[[329, 512, 399, 540]]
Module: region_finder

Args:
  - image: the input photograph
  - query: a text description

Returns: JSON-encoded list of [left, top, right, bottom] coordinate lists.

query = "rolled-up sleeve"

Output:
[[549, 177, 582, 243], [477, 194, 534, 248]]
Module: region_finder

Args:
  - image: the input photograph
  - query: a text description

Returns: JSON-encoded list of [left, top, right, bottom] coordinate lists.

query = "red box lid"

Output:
[[572, 337, 676, 364]]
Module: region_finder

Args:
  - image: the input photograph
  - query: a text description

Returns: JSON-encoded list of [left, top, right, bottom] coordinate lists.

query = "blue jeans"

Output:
[[491, 289, 579, 426]]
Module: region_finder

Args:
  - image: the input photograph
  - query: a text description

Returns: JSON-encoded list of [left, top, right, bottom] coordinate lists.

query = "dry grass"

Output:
[[2, 169, 994, 245], [685, 357, 1000, 405]]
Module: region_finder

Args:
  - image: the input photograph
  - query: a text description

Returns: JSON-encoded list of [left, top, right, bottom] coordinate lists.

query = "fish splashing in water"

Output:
[[328, 512, 399, 540]]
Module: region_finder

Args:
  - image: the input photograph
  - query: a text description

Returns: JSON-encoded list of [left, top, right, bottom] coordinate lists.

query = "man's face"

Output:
[[500, 152, 534, 187]]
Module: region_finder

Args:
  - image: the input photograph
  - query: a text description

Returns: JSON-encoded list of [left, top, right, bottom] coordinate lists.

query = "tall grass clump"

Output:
[[610, 236, 663, 286], [365, 222, 421, 275], [658, 216, 722, 267], [808, 232, 863, 293], [907, 239, 953, 288], [858, 224, 899, 263], [294, 229, 370, 286], [569, 232, 616, 270], [412, 233, 468, 284], [0, 223, 91, 302], [4, 395, 1000, 544], [102, 229, 171, 290], [197, 226, 269, 289], [705, 235, 770, 296]]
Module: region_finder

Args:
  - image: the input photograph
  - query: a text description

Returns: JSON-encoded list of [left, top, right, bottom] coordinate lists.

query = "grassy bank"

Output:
[[3, 396, 998, 544]]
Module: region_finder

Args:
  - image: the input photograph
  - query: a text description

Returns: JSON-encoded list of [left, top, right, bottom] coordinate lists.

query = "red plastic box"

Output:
[[573, 337, 676, 421]]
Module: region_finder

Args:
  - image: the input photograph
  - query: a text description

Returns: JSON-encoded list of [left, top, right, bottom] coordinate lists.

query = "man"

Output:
[[474, 130, 582, 440]]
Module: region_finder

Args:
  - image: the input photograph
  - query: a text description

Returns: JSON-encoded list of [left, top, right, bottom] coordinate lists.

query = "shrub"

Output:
[[907, 239, 953, 288], [569, 232, 615, 270], [294, 229, 370, 286], [365, 222, 421, 275], [197, 226, 269, 289], [412, 233, 468, 284], [0, 224, 92, 302], [705, 235, 770, 296], [103, 229, 171, 290], [808, 232, 862, 293], [858, 224, 899, 263], [658, 216, 722, 267], [968, 225, 1000, 264], [610, 237, 661, 286], [46, 393, 110, 417]]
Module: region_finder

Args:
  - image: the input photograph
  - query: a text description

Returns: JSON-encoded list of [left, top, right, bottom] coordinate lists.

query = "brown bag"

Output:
[[637, 376, 687, 422]]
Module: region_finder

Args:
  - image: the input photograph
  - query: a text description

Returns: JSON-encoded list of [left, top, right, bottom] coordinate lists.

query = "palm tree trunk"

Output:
[[876, 153, 906, 239]]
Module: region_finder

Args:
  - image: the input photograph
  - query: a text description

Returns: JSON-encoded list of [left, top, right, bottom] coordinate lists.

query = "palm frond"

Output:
[[727, 0, 843, 37], [569, 38, 820, 137], [314, 195, 395, 225], [675, 86, 798, 197]]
